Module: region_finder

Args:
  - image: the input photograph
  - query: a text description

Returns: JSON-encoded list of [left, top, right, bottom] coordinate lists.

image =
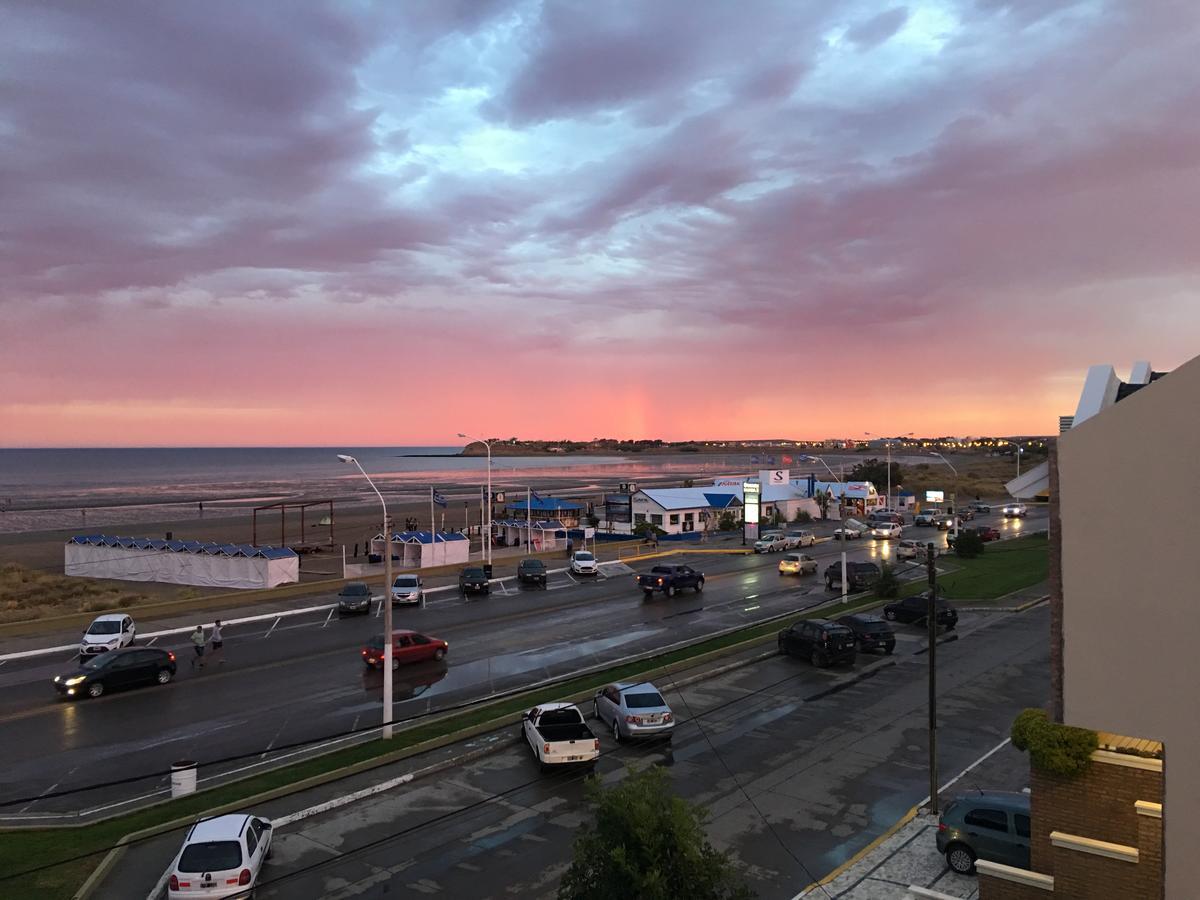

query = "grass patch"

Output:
[[895, 534, 1047, 601], [0, 591, 881, 900], [0, 561, 156, 624]]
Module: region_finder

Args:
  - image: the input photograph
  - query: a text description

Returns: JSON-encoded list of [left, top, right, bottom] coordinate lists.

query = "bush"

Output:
[[874, 564, 900, 598], [953, 529, 985, 558], [792, 510, 812, 524], [632, 522, 665, 538], [717, 512, 737, 532], [1011, 708, 1098, 778], [586, 514, 600, 528]]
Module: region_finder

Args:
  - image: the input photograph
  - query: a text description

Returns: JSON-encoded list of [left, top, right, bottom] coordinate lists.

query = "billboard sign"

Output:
[[925, 490, 944, 503]]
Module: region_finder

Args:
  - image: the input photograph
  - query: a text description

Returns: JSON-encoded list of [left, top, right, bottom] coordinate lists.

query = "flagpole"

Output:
[[430, 486, 435, 568], [527, 486, 532, 552]]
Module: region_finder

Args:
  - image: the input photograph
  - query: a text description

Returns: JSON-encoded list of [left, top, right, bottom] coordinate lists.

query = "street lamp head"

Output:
[[336, 454, 355, 464]]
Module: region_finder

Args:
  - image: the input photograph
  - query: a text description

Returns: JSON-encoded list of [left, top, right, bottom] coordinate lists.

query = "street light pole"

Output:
[[996, 439, 1024, 479], [928, 452, 960, 544], [458, 433, 492, 568], [801, 455, 847, 603], [338, 454, 393, 740], [865, 431, 914, 510]]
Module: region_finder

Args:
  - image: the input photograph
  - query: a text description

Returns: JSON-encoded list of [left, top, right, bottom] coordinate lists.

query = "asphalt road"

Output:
[[0, 509, 1045, 817]]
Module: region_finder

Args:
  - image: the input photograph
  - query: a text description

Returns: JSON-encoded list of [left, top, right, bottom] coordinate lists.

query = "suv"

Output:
[[824, 561, 881, 592], [837, 613, 896, 654], [936, 791, 1031, 874], [458, 567, 489, 595], [517, 558, 547, 587], [777, 619, 856, 667], [168, 813, 273, 899], [1002, 502, 1028, 518], [868, 511, 905, 526], [883, 593, 958, 629]]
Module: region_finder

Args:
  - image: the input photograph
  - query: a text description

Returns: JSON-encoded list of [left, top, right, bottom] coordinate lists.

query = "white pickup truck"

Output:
[[522, 703, 600, 771]]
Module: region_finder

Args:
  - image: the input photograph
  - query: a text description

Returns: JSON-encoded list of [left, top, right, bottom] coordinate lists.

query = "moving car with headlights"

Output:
[[592, 681, 674, 743], [79, 613, 136, 656], [522, 702, 599, 771], [935, 514, 963, 531], [836, 613, 896, 654], [824, 561, 881, 592], [870, 522, 903, 539], [390, 574, 424, 606], [517, 557, 548, 587], [458, 566, 490, 595], [337, 581, 373, 616], [55, 647, 176, 699], [883, 592, 959, 629], [1002, 502, 1028, 518], [570, 550, 599, 575], [777, 619, 856, 667], [636, 564, 704, 598], [936, 791, 1031, 875], [778, 552, 818, 575], [168, 813, 272, 899], [361, 629, 448, 669]]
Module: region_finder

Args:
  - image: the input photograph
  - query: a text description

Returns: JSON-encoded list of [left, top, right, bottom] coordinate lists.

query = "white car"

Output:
[[570, 550, 599, 575], [778, 553, 818, 575], [897, 539, 935, 560], [833, 524, 864, 539], [390, 574, 424, 606], [168, 813, 272, 899], [785, 530, 816, 547], [80, 614, 136, 656], [870, 522, 903, 540], [754, 533, 790, 553], [1002, 503, 1028, 518]]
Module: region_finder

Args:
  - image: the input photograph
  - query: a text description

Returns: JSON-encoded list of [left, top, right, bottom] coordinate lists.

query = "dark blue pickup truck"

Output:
[[636, 564, 704, 599]]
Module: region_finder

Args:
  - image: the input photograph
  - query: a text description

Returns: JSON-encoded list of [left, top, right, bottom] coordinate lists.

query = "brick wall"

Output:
[[1030, 759, 1162, 873], [1137, 812, 1164, 900], [1052, 842, 1141, 898], [978, 874, 1045, 900]]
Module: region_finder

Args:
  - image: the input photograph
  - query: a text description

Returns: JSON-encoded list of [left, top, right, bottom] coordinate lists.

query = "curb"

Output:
[[792, 804, 919, 897], [802, 657, 896, 702], [913, 633, 959, 655]]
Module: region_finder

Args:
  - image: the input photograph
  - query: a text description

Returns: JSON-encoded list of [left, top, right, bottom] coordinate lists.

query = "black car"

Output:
[[824, 561, 881, 593], [337, 581, 373, 616], [957, 507, 976, 521], [882, 593, 958, 629], [517, 558, 547, 587], [54, 647, 177, 699], [459, 567, 490, 595], [777, 619, 857, 667], [968, 501, 992, 513], [836, 613, 896, 654]]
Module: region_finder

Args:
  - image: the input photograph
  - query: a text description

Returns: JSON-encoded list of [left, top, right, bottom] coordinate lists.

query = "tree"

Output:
[[849, 457, 903, 490], [792, 509, 813, 524], [814, 490, 832, 520], [717, 511, 737, 532], [953, 529, 985, 558], [558, 766, 755, 900], [873, 563, 900, 598]]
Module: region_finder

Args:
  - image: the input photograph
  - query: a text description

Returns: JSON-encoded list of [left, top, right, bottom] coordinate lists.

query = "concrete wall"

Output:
[[1058, 353, 1200, 900]]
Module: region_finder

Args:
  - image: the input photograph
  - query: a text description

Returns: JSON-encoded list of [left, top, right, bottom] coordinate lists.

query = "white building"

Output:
[[627, 488, 742, 536]]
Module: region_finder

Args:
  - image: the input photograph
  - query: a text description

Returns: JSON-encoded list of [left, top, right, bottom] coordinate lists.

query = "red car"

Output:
[[362, 630, 448, 669], [976, 526, 1001, 542]]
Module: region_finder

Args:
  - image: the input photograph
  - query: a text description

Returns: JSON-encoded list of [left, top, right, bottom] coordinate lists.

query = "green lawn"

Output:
[[894, 533, 1048, 601], [0, 591, 883, 900]]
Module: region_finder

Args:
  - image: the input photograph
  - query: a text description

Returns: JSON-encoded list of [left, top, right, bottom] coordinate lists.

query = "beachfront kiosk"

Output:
[[369, 530, 470, 569], [65, 535, 299, 589]]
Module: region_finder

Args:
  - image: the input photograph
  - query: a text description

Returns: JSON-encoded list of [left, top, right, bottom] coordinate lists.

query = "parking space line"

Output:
[[145, 637, 158, 646], [263, 617, 281, 639], [566, 572, 579, 584], [322, 609, 334, 628], [375, 601, 384, 618]]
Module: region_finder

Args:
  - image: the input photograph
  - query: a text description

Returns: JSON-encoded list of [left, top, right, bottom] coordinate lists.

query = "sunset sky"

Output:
[[2, 0, 1197, 447]]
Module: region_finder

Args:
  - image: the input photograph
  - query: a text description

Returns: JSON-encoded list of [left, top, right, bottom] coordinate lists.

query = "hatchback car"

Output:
[[459, 567, 489, 595], [337, 581, 373, 616], [168, 813, 273, 899], [1002, 503, 1028, 518], [870, 522, 903, 539], [778, 553, 818, 576], [79, 613, 136, 656], [896, 539, 934, 560], [832, 523, 864, 539], [836, 613, 896, 654], [785, 530, 816, 547], [777, 619, 856, 667], [592, 681, 675, 743], [517, 557, 547, 586], [54, 647, 176, 699], [754, 533, 790, 553], [361, 630, 448, 669], [390, 574, 424, 606], [883, 593, 959, 629], [570, 550, 599, 575], [936, 791, 1031, 874]]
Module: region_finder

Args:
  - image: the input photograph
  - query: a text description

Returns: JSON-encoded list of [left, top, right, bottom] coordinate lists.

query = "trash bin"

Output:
[[483, 564, 493, 579], [170, 761, 198, 798]]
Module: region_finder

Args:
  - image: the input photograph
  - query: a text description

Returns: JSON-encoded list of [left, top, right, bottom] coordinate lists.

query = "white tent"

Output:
[[369, 531, 470, 568], [64, 535, 299, 590]]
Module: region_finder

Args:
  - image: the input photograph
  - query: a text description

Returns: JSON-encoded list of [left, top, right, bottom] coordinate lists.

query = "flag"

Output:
[[750, 454, 760, 464], [432, 489, 448, 508], [782, 455, 793, 464], [766, 455, 776, 465]]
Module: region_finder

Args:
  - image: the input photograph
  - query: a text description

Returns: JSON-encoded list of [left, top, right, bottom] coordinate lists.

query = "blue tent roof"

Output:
[[702, 492, 739, 509], [505, 496, 584, 512], [68, 534, 297, 558]]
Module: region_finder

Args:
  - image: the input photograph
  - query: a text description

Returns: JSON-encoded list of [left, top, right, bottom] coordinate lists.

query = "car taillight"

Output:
[[593, 739, 600, 751], [663, 712, 672, 722], [625, 715, 642, 725], [361, 649, 368, 657], [937, 822, 947, 832], [238, 868, 252, 886], [169, 874, 179, 890], [543, 743, 551, 753], [167, 651, 176, 662]]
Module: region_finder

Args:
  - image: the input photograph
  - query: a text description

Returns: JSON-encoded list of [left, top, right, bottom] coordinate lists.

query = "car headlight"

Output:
[[64, 676, 87, 686]]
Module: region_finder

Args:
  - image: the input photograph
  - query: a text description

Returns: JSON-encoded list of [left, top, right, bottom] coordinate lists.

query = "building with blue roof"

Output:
[[64, 534, 299, 589]]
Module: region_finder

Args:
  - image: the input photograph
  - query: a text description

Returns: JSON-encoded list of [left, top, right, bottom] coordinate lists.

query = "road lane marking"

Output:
[[323, 609, 334, 628], [18, 779, 61, 814], [264, 617, 281, 639], [146, 637, 158, 646]]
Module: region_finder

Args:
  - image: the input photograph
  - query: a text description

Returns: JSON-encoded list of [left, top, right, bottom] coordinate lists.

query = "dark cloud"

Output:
[[845, 7, 909, 48]]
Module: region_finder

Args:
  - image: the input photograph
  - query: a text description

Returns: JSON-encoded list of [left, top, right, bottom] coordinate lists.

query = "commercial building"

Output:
[[980, 356, 1196, 900], [626, 488, 742, 536]]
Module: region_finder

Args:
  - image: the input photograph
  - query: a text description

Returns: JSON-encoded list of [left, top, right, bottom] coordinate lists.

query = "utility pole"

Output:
[[927, 541, 939, 815]]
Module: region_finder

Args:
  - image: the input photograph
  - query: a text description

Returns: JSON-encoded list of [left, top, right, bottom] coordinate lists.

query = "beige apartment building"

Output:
[[980, 354, 1199, 899]]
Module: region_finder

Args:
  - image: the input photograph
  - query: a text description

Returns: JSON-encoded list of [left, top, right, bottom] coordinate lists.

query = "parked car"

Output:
[[777, 619, 856, 667], [459, 566, 489, 595], [936, 791, 1031, 874], [968, 501, 992, 513], [592, 681, 674, 743], [337, 581, 373, 616], [836, 613, 896, 654], [361, 630, 448, 669], [390, 574, 424, 606], [54, 647, 176, 699], [870, 522, 903, 540], [832, 523, 865, 539], [79, 613, 136, 656], [778, 553, 818, 576], [897, 539, 934, 560], [168, 813, 273, 899], [522, 703, 599, 771], [883, 593, 959, 629], [754, 533, 790, 553], [517, 557, 547, 587], [914, 509, 943, 527], [1003, 502, 1028, 518], [570, 550, 599, 575], [636, 564, 704, 598], [824, 561, 881, 593], [936, 515, 963, 531], [785, 529, 816, 547]]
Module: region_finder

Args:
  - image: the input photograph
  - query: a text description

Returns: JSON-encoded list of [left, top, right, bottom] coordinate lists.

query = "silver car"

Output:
[[785, 530, 816, 547], [593, 681, 675, 743], [390, 574, 424, 606]]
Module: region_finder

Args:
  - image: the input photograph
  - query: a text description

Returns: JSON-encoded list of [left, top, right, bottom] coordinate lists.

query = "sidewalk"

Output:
[[953, 581, 1048, 613], [797, 740, 1031, 899]]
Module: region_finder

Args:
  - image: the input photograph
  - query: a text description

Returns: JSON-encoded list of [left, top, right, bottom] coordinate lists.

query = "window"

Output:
[[410, 634, 430, 645], [684, 512, 694, 522], [1015, 814, 1031, 838], [178, 841, 242, 872], [669, 514, 679, 525], [623, 692, 666, 708], [649, 514, 663, 525], [964, 808, 1010, 832], [245, 824, 258, 857], [394, 635, 412, 648], [634, 513, 646, 524]]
